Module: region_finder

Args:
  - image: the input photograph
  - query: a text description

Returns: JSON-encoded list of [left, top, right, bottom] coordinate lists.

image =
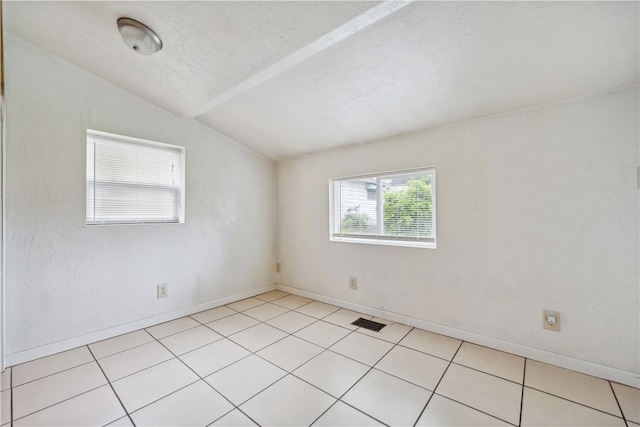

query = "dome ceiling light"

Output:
[[117, 18, 162, 56]]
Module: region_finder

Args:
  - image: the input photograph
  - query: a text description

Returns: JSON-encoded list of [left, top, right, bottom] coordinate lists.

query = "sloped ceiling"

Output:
[[5, 1, 639, 159]]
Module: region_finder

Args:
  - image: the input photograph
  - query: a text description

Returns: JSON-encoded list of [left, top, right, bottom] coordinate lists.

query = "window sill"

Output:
[[330, 236, 436, 249]]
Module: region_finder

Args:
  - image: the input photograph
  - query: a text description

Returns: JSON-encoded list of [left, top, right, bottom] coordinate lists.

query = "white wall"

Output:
[[277, 87, 639, 382], [4, 35, 276, 361]]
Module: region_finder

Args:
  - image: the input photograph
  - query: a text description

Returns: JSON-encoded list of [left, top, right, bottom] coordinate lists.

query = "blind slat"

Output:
[[331, 168, 436, 245], [86, 131, 184, 225]]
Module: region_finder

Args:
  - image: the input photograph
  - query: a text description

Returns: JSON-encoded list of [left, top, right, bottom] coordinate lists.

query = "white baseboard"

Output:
[[6, 284, 276, 367], [277, 284, 640, 388]]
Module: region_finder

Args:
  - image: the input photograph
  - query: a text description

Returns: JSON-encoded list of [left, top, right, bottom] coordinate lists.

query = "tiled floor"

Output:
[[2, 290, 639, 426]]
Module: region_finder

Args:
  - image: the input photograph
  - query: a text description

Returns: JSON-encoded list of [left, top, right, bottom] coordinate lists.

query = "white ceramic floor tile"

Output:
[[211, 410, 257, 426], [160, 325, 223, 355], [611, 382, 640, 424], [266, 311, 317, 333], [206, 313, 260, 336], [12, 361, 107, 419], [294, 320, 351, 348], [525, 360, 621, 416], [271, 294, 312, 310], [295, 301, 340, 318], [89, 330, 155, 359], [180, 338, 250, 377], [226, 298, 265, 312], [228, 323, 288, 352], [399, 328, 462, 361], [323, 309, 371, 330], [14, 385, 125, 427], [105, 416, 135, 426], [453, 342, 524, 383], [111, 358, 198, 413], [257, 335, 324, 372], [130, 380, 233, 426], [146, 317, 200, 340], [375, 345, 449, 390], [313, 401, 384, 426], [330, 332, 394, 366], [521, 387, 626, 426], [242, 303, 290, 322], [343, 369, 432, 426], [12, 346, 94, 386], [205, 355, 286, 405], [294, 350, 369, 397], [1, 390, 10, 425], [1, 368, 11, 391], [190, 306, 236, 324], [357, 318, 412, 343], [255, 290, 289, 302], [240, 375, 335, 426], [436, 363, 522, 425], [98, 341, 174, 381], [416, 394, 511, 426]]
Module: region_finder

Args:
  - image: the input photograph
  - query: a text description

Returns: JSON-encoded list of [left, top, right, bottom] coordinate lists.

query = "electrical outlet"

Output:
[[276, 262, 281, 273], [349, 276, 357, 290], [157, 284, 168, 298], [542, 309, 560, 331]]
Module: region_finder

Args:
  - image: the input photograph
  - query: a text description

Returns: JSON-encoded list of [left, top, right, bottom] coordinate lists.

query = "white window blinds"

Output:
[[86, 130, 184, 225], [330, 168, 436, 248]]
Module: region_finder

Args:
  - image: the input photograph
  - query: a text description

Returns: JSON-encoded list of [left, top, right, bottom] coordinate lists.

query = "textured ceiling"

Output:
[[5, 1, 639, 159]]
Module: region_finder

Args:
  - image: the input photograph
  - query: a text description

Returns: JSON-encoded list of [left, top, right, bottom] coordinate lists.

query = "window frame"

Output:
[[329, 167, 436, 249], [86, 129, 186, 226]]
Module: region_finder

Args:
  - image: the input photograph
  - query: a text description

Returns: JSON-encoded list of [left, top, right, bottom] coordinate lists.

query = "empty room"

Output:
[[0, 1, 638, 426]]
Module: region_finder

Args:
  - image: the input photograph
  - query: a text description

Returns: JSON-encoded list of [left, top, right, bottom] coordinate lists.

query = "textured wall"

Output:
[[4, 35, 276, 356], [277, 87, 640, 377]]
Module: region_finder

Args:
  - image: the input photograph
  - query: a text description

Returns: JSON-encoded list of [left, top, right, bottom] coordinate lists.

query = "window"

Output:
[[86, 130, 185, 225], [330, 167, 436, 248]]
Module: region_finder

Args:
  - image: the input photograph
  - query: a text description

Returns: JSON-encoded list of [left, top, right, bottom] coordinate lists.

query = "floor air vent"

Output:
[[351, 317, 386, 332]]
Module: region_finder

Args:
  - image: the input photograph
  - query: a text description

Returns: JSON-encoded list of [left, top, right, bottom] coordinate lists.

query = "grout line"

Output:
[[10, 358, 95, 389], [449, 360, 524, 386], [10, 383, 108, 424], [308, 325, 412, 426], [412, 339, 463, 426], [306, 324, 415, 426], [9, 293, 633, 427], [10, 357, 109, 422], [608, 381, 629, 426], [411, 342, 519, 427], [428, 392, 518, 426], [129, 331, 239, 423], [87, 346, 136, 427], [519, 359, 527, 426], [144, 321, 202, 341], [90, 334, 156, 361], [523, 384, 628, 421]]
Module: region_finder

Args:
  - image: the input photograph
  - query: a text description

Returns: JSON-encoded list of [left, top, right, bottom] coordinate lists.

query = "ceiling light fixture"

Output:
[[117, 18, 162, 56]]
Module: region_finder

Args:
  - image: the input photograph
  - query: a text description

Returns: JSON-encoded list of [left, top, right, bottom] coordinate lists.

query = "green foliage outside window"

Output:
[[340, 206, 369, 233], [383, 176, 433, 237]]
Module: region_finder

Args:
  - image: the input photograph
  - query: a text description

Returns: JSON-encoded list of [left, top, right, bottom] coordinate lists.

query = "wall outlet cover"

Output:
[[542, 309, 561, 331], [157, 284, 168, 298]]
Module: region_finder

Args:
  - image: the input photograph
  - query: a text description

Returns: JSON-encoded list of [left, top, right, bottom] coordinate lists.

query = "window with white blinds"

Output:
[[330, 167, 436, 248], [86, 130, 185, 225]]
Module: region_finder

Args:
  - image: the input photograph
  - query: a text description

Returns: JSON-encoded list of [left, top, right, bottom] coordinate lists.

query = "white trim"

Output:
[[276, 284, 640, 388], [330, 167, 436, 249], [5, 284, 276, 367]]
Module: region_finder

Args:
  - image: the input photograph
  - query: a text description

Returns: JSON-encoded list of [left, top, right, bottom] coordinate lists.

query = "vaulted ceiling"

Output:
[[5, 1, 639, 159]]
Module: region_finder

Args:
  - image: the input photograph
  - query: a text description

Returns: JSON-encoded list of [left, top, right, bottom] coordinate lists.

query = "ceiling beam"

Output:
[[182, 0, 413, 120]]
